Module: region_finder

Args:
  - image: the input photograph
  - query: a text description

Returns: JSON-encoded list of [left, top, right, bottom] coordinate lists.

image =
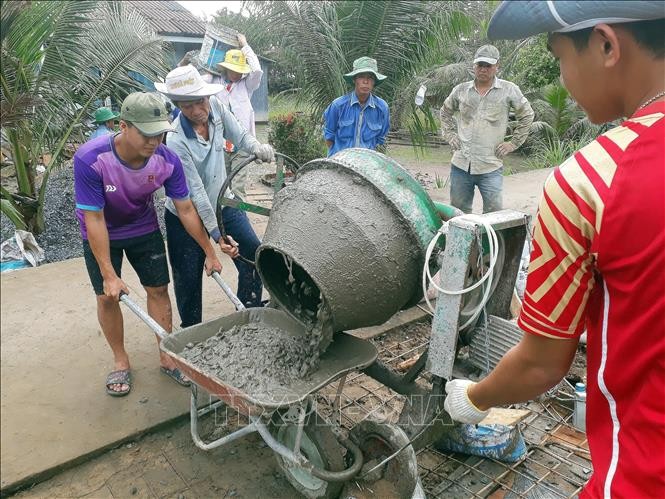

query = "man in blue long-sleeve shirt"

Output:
[[323, 57, 390, 156]]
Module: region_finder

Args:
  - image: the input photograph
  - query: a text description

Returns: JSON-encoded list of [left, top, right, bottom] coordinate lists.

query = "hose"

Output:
[[422, 214, 499, 331]]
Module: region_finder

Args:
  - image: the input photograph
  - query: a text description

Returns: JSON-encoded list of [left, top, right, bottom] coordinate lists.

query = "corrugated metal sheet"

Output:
[[125, 0, 206, 37], [468, 315, 523, 373]]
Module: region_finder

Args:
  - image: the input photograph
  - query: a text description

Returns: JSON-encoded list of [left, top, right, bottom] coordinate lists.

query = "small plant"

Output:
[[434, 172, 449, 189], [268, 112, 327, 166]]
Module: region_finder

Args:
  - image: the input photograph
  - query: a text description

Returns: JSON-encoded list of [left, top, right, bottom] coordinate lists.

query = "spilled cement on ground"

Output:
[[179, 321, 323, 400]]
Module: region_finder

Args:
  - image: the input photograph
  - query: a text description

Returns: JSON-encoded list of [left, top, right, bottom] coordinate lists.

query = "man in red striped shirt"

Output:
[[444, 2, 665, 497]]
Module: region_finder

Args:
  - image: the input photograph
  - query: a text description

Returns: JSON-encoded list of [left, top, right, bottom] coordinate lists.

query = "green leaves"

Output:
[[1, 0, 170, 232]]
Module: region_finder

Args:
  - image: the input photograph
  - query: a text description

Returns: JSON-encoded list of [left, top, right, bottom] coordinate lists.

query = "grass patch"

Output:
[[268, 92, 311, 120]]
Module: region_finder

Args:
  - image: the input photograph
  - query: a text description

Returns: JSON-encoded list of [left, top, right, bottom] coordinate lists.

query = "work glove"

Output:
[[495, 142, 516, 158], [448, 135, 461, 151], [444, 379, 490, 424], [253, 143, 275, 164]]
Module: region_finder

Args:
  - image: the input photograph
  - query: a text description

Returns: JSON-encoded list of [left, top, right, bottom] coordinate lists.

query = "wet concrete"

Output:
[[180, 322, 320, 400]]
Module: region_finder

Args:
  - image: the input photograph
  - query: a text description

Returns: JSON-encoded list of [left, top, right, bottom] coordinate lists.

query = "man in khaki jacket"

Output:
[[440, 45, 534, 213]]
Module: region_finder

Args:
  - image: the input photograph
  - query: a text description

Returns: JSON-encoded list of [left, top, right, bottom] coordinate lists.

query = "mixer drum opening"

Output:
[[256, 247, 324, 327]]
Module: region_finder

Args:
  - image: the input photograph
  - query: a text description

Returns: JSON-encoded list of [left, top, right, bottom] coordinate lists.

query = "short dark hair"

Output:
[[557, 19, 664, 58]]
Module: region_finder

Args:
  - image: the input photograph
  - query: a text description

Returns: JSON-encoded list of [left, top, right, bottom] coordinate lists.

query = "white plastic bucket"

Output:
[[198, 26, 234, 74]]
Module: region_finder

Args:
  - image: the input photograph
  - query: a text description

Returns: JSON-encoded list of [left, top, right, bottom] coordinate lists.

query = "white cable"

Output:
[[422, 215, 499, 330]]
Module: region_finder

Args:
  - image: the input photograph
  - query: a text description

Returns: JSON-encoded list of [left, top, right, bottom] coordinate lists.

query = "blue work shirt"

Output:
[[89, 124, 114, 140], [323, 91, 390, 156]]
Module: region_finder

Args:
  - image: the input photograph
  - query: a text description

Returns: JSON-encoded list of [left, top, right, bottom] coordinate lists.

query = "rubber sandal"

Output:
[[106, 369, 132, 397], [160, 366, 191, 387]]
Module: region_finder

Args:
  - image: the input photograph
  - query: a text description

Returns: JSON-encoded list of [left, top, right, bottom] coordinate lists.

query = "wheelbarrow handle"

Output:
[[210, 271, 246, 311], [119, 292, 168, 341]]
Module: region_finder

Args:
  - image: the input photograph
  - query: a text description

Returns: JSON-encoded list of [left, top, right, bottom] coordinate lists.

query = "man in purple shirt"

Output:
[[74, 93, 222, 397]]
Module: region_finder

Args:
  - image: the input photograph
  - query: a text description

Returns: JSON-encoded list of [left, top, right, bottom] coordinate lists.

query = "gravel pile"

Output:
[[180, 322, 319, 401], [35, 166, 82, 263], [1, 166, 169, 264]]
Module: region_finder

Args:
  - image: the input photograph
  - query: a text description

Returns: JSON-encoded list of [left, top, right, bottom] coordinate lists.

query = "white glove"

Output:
[[444, 379, 490, 424], [253, 143, 275, 163]]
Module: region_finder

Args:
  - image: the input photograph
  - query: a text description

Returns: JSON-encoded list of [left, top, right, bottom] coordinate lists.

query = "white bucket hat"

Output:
[[154, 65, 224, 102]]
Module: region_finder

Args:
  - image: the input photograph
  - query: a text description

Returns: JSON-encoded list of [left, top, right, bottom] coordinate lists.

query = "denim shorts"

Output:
[[82, 230, 169, 295]]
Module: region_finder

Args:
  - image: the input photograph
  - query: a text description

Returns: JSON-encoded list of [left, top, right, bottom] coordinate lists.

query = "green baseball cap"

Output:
[[120, 92, 175, 136], [94, 107, 120, 123]]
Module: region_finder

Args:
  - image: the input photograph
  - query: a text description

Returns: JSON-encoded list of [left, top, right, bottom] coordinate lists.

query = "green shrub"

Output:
[[268, 112, 327, 166], [512, 35, 560, 92]]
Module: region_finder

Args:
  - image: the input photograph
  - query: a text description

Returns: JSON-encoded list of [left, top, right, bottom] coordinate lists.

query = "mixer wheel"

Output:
[[344, 419, 421, 498], [272, 410, 345, 499]]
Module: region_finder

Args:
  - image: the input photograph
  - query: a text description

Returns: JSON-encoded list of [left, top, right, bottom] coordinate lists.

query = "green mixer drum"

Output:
[[255, 148, 442, 332]]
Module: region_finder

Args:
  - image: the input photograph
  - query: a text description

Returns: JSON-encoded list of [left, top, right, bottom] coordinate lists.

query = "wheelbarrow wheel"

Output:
[[272, 410, 345, 499]]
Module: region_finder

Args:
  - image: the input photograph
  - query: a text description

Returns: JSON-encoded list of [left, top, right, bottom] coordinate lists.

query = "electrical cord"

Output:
[[422, 215, 499, 330]]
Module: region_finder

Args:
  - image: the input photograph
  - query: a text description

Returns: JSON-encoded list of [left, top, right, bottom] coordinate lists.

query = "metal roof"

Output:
[[125, 1, 206, 37]]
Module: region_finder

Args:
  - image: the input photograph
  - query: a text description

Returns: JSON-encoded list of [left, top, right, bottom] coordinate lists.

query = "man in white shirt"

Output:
[[214, 33, 264, 199]]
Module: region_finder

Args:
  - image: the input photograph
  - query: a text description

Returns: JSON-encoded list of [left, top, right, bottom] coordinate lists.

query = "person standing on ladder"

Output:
[[214, 33, 263, 200]]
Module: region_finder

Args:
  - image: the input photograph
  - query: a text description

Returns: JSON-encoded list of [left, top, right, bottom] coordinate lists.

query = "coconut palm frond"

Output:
[[1, 0, 171, 232], [267, 1, 346, 115], [37, 0, 170, 209]]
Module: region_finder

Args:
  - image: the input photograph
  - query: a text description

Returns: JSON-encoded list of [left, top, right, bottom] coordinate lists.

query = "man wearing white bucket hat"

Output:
[[155, 65, 274, 327], [444, 2, 665, 497]]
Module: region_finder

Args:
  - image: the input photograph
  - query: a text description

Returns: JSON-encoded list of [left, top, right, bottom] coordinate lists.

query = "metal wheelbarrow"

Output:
[[121, 272, 378, 499]]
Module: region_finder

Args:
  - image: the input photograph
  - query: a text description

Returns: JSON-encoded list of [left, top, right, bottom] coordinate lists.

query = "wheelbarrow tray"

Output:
[[160, 308, 377, 416]]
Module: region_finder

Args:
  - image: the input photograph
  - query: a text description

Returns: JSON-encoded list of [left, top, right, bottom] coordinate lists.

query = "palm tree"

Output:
[[1, 0, 170, 232], [262, 1, 482, 116]]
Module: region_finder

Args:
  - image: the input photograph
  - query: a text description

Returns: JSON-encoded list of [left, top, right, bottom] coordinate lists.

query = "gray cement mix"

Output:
[[179, 322, 321, 401]]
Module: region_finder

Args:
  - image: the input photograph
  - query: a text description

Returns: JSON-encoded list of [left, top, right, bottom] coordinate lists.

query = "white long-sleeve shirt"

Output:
[[212, 45, 263, 138]]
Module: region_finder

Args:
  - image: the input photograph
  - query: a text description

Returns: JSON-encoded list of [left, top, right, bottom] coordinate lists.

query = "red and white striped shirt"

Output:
[[518, 102, 665, 498]]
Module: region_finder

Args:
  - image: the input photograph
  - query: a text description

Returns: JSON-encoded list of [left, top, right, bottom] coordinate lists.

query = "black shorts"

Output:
[[82, 231, 170, 296]]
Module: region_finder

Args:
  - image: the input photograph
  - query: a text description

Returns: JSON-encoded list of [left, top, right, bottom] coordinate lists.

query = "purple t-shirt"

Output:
[[74, 134, 189, 240]]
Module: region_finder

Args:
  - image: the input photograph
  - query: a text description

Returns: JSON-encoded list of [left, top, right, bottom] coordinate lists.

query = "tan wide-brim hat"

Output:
[[154, 64, 224, 102]]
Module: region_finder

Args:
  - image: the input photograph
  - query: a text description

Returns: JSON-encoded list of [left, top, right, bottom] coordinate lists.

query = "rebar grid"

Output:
[[318, 332, 591, 498]]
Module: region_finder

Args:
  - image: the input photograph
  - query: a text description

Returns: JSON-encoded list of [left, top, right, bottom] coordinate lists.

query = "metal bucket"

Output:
[[255, 148, 442, 334]]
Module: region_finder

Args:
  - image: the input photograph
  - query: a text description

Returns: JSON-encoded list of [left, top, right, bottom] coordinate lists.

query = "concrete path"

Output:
[[0, 165, 553, 494], [0, 254, 243, 492]]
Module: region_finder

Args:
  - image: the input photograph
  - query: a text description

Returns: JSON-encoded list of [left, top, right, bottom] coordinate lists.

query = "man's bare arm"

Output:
[[469, 332, 579, 410]]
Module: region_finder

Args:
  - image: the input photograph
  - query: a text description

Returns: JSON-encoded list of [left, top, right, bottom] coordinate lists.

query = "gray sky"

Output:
[[177, 1, 244, 20]]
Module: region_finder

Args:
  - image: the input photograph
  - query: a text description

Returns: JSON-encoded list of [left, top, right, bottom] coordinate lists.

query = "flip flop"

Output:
[[106, 369, 132, 397], [160, 366, 191, 387]]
